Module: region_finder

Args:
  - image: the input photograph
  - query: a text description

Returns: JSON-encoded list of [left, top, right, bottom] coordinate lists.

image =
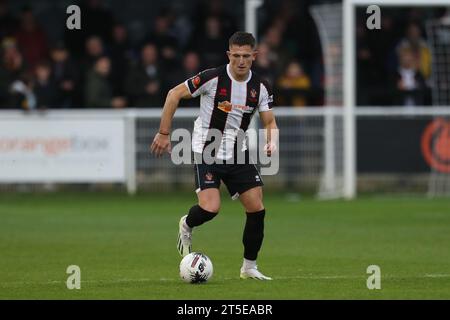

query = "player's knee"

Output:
[[199, 199, 220, 213], [246, 202, 264, 213], [198, 189, 220, 213]]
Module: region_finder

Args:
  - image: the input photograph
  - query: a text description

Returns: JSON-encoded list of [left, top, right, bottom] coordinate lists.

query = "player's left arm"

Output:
[[259, 110, 278, 157]]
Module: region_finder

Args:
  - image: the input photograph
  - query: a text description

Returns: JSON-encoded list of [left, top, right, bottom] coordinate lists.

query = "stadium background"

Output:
[[2, 0, 445, 109], [1, 0, 450, 300], [1, 0, 449, 194]]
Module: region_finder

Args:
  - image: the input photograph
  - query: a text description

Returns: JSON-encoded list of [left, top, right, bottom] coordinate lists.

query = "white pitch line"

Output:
[[1, 278, 156, 287], [424, 274, 450, 278], [0, 276, 361, 286], [2, 274, 450, 287]]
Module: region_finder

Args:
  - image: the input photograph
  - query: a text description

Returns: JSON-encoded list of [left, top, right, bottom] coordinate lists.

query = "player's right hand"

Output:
[[150, 133, 172, 157]]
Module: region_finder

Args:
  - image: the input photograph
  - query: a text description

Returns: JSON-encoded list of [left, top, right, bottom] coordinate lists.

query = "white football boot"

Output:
[[240, 265, 273, 280], [177, 215, 192, 257]]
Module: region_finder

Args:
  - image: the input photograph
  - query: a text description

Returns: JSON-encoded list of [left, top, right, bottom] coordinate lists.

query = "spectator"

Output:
[[169, 7, 194, 49], [396, 22, 432, 80], [390, 46, 426, 107], [125, 43, 164, 108], [84, 56, 126, 108], [80, 35, 105, 105], [49, 43, 79, 108], [144, 13, 179, 69], [166, 51, 200, 89], [0, 38, 26, 107], [192, 0, 237, 40], [168, 51, 201, 107], [262, 26, 293, 76], [9, 72, 36, 110], [14, 6, 49, 70], [253, 42, 277, 87], [182, 51, 201, 77], [110, 23, 134, 96], [276, 61, 311, 107], [82, 35, 105, 70], [33, 61, 58, 109], [191, 16, 228, 68]]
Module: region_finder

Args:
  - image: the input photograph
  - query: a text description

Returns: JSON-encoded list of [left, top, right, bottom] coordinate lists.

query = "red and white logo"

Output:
[[421, 118, 450, 173], [250, 88, 257, 98], [217, 101, 233, 113], [218, 101, 252, 113], [192, 76, 201, 88]]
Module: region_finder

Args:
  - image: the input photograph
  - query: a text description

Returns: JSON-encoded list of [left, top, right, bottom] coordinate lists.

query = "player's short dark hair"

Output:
[[229, 32, 256, 49]]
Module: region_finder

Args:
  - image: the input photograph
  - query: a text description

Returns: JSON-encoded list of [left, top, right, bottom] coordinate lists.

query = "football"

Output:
[[179, 252, 213, 283]]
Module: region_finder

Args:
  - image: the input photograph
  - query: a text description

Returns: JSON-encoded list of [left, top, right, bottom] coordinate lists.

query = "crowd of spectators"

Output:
[[0, 0, 446, 110], [356, 7, 449, 107], [0, 0, 325, 110]]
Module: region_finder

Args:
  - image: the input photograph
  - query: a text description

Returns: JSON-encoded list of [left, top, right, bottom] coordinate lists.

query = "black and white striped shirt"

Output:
[[184, 64, 273, 160]]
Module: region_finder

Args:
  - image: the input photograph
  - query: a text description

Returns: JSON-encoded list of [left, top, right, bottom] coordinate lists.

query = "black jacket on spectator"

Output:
[[125, 63, 164, 108], [84, 69, 112, 108], [110, 42, 133, 97], [35, 79, 58, 109], [51, 59, 80, 107]]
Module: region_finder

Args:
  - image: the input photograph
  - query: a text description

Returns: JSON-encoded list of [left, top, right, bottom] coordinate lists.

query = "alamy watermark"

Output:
[[66, 265, 81, 290], [66, 5, 81, 30], [66, 4, 382, 31], [366, 265, 381, 290], [169, 128, 279, 176], [366, 5, 381, 30]]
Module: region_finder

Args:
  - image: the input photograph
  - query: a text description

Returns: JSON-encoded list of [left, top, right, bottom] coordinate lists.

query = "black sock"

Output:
[[242, 209, 265, 261], [185, 205, 218, 228]]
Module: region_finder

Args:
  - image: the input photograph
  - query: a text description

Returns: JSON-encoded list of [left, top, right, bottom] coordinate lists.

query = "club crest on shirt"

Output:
[[250, 88, 257, 98], [205, 172, 213, 181], [192, 76, 201, 88]]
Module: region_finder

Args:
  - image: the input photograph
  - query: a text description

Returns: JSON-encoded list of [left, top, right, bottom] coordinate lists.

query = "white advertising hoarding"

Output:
[[0, 119, 126, 182]]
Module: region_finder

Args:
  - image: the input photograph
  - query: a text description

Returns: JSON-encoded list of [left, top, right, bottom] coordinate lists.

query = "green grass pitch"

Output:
[[0, 191, 449, 299]]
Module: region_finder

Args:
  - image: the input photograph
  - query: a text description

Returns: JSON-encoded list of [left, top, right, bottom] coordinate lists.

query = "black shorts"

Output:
[[193, 155, 264, 200]]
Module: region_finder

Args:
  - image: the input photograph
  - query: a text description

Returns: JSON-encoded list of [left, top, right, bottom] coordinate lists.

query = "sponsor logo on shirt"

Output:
[[217, 101, 233, 113], [218, 101, 253, 113]]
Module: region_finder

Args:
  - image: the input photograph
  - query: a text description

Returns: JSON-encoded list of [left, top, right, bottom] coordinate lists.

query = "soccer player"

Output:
[[151, 32, 278, 280]]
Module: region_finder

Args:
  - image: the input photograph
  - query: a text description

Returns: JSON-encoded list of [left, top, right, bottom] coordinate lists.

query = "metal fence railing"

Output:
[[1, 107, 450, 197]]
